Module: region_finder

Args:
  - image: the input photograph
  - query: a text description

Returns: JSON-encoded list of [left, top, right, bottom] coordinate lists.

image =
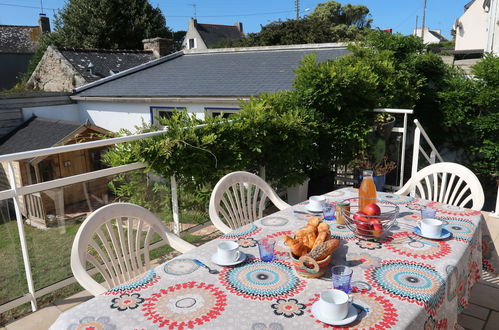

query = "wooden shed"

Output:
[[0, 116, 111, 227]]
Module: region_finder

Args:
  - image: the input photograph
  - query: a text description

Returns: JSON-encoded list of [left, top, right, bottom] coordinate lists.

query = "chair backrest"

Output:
[[395, 162, 485, 210], [71, 203, 194, 296], [209, 171, 290, 233]]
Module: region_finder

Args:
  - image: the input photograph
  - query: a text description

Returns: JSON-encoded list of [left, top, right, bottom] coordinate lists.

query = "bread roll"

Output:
[[284, 235, 310, 257], [307, 239, 340, 261]]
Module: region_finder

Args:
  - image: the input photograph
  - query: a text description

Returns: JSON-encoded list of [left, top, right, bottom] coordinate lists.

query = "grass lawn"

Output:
[[0, 209, 209, 326]]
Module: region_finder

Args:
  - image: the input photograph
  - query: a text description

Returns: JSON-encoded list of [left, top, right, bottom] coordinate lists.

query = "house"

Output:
[[454, 0, 499, 54], [183, 19, 244, 50], [412, 27, 448, 44], [70, 43, 350, 132], [0, 116, 111, 227], [0, 14, 50, 90], [26, 38, 172, 92]]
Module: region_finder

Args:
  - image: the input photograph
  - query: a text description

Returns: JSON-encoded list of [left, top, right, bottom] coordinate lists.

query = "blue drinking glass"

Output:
[[331, 265, 353, 293], [258, 238, 275, 262], [322, 203, 336, 221], [421, 206, 437, 219]]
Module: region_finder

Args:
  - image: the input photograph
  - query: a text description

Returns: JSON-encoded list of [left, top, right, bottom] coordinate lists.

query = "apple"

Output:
[[353, 211, 372, 236], [363, 203, 381, 216], [369, 218, 384, 238]]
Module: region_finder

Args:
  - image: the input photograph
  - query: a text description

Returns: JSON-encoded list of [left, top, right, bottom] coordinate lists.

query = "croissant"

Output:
[[312, 231, 329, 249], [307, 217, 321, 228], [284, 235, 310, 257], [317, 222, 330, 233]]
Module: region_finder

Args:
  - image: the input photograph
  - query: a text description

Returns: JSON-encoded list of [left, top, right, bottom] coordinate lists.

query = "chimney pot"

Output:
[[38, 13, 51, 33], [142, 37, 172, 58], [235, 22, 243, 33]]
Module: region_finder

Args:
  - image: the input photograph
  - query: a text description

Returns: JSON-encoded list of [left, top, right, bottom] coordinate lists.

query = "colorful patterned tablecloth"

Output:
[[51, 188, 489, 330]]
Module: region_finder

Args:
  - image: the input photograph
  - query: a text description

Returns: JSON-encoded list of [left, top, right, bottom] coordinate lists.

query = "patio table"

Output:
[[51, 187, 488, 329]]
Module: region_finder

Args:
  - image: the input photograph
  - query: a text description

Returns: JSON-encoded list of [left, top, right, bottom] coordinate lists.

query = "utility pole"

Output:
[[295, 0, 299, 20], [421, 0, 427, 43], [415, 15, 418, 36], [40, 0, 44, 13]]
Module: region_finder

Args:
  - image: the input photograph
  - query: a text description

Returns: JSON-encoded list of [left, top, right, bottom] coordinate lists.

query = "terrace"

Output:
[[0, 108, 497, 329]]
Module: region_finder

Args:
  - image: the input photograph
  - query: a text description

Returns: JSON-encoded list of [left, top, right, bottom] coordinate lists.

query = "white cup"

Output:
[[308, 195, 326, 212], [319, 289, 351, 321], [217, 241, 241, 263], [418, 218, 443, 238]]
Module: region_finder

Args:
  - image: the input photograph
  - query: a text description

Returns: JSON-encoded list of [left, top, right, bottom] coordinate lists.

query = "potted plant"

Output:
[[374, 113, 395, 142], [350, 155, 397, 191]]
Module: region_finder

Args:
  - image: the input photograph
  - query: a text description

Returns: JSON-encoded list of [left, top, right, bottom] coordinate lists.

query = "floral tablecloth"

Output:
[[51, 188, 490, 330]]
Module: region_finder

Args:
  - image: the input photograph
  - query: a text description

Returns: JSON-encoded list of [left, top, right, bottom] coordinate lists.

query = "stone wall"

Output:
[[26, 46, 87, 92]]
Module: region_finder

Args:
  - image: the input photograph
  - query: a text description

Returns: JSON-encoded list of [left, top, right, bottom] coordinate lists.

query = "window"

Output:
[[150, 106, 187, 125], [39, 159, 54, 182], [188, 38, 196, 49], [205, 107, 240, 118]]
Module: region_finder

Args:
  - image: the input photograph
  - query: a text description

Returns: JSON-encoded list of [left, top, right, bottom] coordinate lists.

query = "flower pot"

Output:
[[286, 178, 310, 205], [374, 117, 396, 142], [358, 174, 386, 192]]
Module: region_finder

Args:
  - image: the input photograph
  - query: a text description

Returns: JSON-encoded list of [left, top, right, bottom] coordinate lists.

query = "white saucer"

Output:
[[311, 301, 359, 326], [305, 205, 323, 213], [412, 226, 452, 240], [210, 251, 247, 266]]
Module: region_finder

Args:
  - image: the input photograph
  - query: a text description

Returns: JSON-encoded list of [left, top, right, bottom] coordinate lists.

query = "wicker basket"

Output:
[[290, 253, 331, 278]]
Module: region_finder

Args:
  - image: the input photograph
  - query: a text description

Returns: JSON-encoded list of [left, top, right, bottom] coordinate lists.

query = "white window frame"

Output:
[[150, 106, 186, 126], [205, 107, 240, 118]]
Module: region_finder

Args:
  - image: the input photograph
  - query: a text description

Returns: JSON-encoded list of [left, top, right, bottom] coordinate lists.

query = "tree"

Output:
[[52, 0, 170, 49], [215, 1, 371, 47]]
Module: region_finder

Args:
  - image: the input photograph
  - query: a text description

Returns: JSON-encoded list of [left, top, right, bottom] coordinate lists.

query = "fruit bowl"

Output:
[[339, 198, 399, 241]]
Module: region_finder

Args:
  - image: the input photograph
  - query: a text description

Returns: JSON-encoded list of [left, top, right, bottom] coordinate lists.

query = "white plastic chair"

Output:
[[395, 162, 485, 211], [209, 171, 290, 234], [71, 203, 195, 296]]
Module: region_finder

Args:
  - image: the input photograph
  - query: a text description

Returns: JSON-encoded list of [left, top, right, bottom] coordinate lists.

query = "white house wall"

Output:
[[77, 100, 242, 132], [456, 0, 489, 50], [22, 103, 80, 122]]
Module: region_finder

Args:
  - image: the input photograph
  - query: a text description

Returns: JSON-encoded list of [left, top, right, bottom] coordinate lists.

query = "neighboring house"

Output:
[[0, 14, 50, 90], [183, 19, 244, 50], [26, 38, 172, 92], [454, 0, 498, 54], [70, 43, 349, 132], [0, 116, 110, 227], [413, 27, 448, 44]]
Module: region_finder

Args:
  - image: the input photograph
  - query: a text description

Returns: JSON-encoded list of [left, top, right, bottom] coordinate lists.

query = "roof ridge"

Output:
[[184, 42, 347, 55], [0, 25, 39, 28], [197, 23, 238, 28], [58, 47, 153, 54]]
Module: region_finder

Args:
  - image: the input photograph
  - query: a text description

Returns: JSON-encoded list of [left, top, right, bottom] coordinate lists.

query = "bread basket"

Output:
[[289, 253, 331, 278]]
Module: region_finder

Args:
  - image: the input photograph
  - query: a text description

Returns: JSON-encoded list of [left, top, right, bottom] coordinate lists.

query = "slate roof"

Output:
[[0, 25, 40, 53], [76, 45, 350, 97], [428, 30, 448, 42], [195, 23, 244, 48], [464, 0, 476, 10], [0, 117, 82, 155], [58, 48, 156, 83]]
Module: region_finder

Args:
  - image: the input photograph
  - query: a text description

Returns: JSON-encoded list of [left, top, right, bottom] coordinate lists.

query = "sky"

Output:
[[0, 0, 469, 40]]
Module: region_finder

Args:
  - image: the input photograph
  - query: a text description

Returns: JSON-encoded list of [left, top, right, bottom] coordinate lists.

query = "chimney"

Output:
[[235, 22, 243, 33], [189, 18, 198, 30], [38, 13, 50, 33], [142, 37, 172, 58]]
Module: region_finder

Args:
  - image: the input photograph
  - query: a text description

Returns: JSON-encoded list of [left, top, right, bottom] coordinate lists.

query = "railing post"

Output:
[[411, 126, 421, 197], [170, 174, 180, 235], [399, 113, 408, 188], [430, 150, 436, 164], [7, 162, 37, 311], [492, 184, 499, 218]]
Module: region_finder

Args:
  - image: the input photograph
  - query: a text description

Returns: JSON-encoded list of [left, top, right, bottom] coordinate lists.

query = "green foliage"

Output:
[[216, 1, 371, 47], [52, 0, 170, 49], [437, 54, 499, 179]]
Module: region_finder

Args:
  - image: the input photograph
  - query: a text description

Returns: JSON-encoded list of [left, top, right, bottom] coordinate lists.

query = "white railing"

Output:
[[411, 119, 444, 178], [0, 125, 209, 314], [373, 108, 413, 189]]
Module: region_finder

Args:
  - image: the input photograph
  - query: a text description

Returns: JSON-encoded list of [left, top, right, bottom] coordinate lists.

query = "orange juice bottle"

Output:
[[359, 170, 377, 212]]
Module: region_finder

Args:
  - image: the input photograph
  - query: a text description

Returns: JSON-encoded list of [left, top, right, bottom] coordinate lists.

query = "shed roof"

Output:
[[0, 25, 40, 53], [58, 48, 156, 83], [195, 23, 244, 48], [75, 44, 350, 98], [0, 117, 85, 156]]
